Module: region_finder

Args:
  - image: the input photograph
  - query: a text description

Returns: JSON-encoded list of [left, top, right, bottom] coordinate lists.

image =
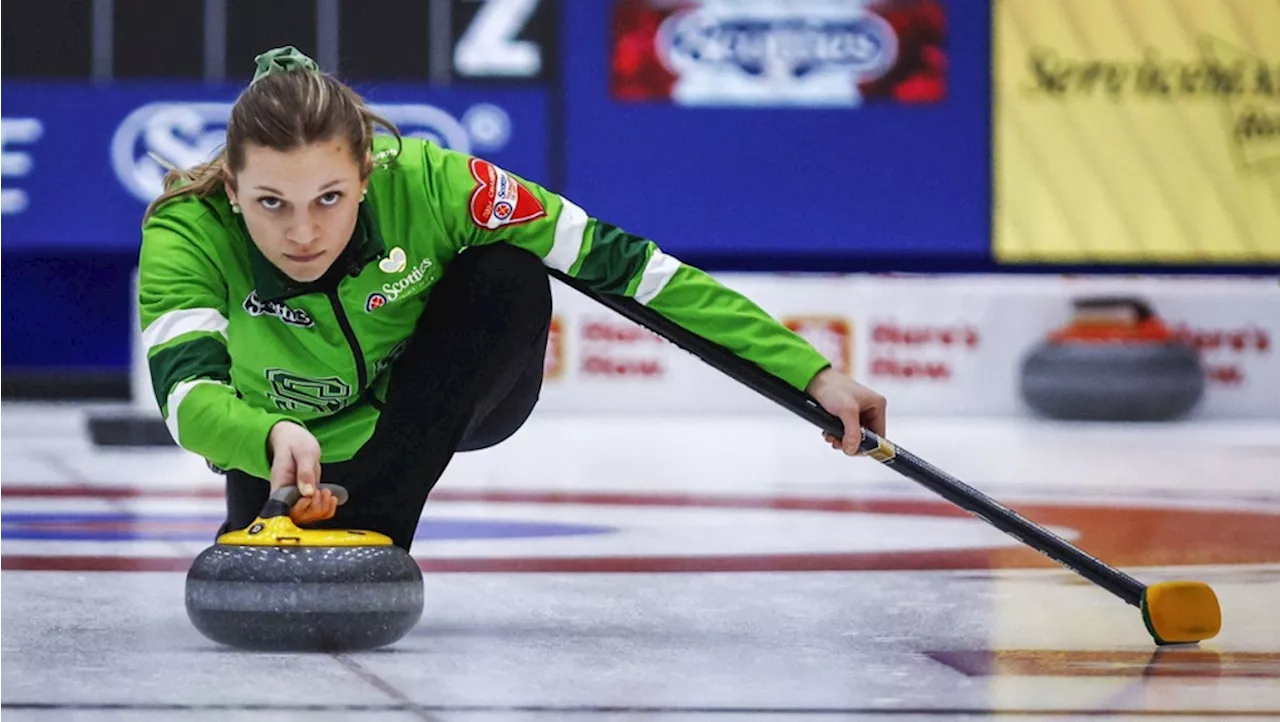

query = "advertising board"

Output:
[[1, 83, 549, 250], [993, 0, 1280, 264]]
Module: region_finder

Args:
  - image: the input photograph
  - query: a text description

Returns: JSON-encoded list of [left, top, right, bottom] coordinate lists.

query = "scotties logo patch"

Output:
[[379, 247, 407, 274], [243, 291, 314, 328], [468, 158, 546, 230], [366, 293, 388, 312]]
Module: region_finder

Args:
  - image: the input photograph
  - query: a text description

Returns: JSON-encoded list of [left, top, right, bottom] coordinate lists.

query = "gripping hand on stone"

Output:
[[267, 421, 338, 524]]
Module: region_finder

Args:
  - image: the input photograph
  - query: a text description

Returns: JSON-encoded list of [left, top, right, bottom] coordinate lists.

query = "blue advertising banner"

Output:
[[1, 82, 549, 251], [561, 0, 991, 263]]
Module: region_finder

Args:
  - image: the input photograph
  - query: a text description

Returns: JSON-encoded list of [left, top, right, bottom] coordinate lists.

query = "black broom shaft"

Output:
[[550, 270, 1147, 608]]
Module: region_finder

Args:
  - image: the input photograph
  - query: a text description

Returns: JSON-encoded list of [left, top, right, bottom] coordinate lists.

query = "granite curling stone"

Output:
[[1020, 297, 1204, 422], [185, 484, 424, 652]]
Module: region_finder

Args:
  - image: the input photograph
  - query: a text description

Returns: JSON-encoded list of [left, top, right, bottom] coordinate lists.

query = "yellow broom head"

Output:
[[1141, 581, 1222, 645]]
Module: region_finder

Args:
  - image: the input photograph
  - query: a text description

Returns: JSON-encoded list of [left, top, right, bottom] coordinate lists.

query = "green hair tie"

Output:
[[252, 46, 320, 83]]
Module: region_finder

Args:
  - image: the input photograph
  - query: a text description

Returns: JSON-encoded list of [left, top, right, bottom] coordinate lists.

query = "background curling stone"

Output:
[[1020, 297, 1204, 422], [185, 484, 424, 652]]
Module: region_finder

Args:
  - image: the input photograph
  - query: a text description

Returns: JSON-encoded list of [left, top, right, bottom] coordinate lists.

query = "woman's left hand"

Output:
[[805, 367, 887, 456]]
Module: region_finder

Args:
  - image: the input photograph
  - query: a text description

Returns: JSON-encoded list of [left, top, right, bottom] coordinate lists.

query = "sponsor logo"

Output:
[[993, 0, 1280, 264], [381, 257, 436, 303], [1171, 324, 1270, 355], [869, 357, 952, 381], [243, 291, 314, 328], [366, 293, 388, 312], [784, 316, 853, 375], [582, 356, 664, 377], [495, 199, 514, 221], [611, 0, 945, 107], [544, 315, 565, 380], [872, 321, 980, 348], [468, 158, 546, 229], [867, 320, 981, 382], [579, 317, 666, 378], [1171, 322, 1272, 387], [1, 118, 43, 215], [656, 8, 898, 82], [582, 319, 665, 344], [379, 247, 408, 274], [112, 102, 513, 203]]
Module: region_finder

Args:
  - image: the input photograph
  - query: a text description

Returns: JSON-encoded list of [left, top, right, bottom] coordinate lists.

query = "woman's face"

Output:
[[226, 137, 368, 283]]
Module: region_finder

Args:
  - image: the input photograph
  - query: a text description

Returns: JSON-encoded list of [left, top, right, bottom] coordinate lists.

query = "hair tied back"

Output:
[[252, 46, 320, 84]]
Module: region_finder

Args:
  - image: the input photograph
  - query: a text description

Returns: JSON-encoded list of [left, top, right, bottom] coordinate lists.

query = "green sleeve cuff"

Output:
[[234, 412, 301, 480], [787, 355, 835, 394]]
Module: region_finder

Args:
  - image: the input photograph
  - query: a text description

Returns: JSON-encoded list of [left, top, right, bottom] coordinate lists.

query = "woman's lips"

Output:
[[286, 251, 324, 263]]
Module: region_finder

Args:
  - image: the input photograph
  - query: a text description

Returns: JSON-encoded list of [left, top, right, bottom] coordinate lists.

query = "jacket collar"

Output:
[[224, 198, 387, 302]]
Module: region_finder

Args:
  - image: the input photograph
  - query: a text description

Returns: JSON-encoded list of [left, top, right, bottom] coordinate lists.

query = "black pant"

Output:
[[219, 244, 552, 550]]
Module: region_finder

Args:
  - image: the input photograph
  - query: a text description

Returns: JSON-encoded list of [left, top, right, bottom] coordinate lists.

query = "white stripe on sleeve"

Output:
[[544, 196, 589, 273], [634, 248, 682, 306], [142, 307, 228, 353], [164, 378, 229, 445]]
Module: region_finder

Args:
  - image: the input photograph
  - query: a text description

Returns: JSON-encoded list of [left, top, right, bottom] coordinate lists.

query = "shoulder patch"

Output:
[[468, 158, 546, 230]]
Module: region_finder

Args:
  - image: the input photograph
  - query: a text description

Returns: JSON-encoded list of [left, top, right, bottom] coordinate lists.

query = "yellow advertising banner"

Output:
[[993, 0, 1280, 264]]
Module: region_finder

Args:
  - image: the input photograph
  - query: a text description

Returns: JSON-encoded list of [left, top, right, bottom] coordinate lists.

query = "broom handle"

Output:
[[550, 269, 1147, 607]]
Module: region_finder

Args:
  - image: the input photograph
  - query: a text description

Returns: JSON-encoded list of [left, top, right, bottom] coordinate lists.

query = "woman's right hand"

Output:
[[267, 421, 337, 524]]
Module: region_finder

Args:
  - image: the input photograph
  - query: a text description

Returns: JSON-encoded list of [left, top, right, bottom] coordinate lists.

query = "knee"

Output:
[[459, 374, 541, 452], [445, 245, 551, 318], [458, 409, 531, 452]]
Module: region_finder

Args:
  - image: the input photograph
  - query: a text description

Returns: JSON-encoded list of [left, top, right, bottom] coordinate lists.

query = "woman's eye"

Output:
[[319, 192, 343, 207], [259, 197, 282, 211]]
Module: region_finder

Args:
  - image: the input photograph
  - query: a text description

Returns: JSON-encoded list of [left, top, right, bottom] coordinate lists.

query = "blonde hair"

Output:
[[144, 69, 401, 220]]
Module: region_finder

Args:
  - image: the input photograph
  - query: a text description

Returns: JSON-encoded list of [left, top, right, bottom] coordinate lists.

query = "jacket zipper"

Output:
[[326, 288, 368, 396]]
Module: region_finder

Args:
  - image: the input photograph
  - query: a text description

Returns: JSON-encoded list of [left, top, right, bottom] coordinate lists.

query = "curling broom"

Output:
[[549, 269, 1221, 646]]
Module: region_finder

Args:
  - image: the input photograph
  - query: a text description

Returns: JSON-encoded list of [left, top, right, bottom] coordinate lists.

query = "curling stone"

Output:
[[1020, 297, 1204, 422], [185, 484, 423, 652]]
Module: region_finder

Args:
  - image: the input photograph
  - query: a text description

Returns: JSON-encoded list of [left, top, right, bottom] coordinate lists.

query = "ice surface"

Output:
[[3, 403, 1278, 721]]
